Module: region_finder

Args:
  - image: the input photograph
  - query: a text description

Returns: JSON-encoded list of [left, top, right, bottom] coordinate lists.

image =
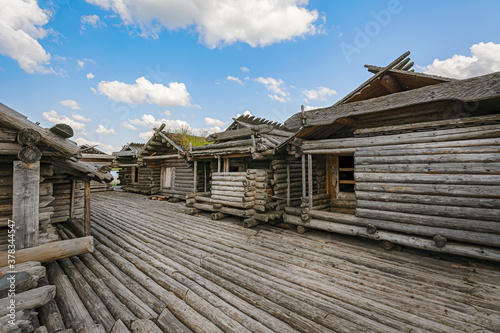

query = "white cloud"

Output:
[[59, 99, 81, 110], [302, 86, 337, 102], [85, 0, 319, 47], [42, 110, 87, 130], [97, 76, 192, 107], [72, 113, 92, 122], [226, 75, 243, 85], [81, 14, 106, 30], [74, 137, 115, 154], [77, 58, 95, 69], [255, 77, 290, 103], [236, 110, 252, 118], [161, 110, 171, 116], [139, 130, 155, 141], [121, 121, 137, 130], [0, 0, 54, 74], [208, 126, 222, 133], [77, 60, 85, 68], [304, 105, 320, 111], [130, 114, 213, 138], [240, 66, 249, 72], [96, 124, 116, 135], [90, 87, 97, 94], [87, 72, 95, 79], [204, 117, 226, 127], [423, 42, 500, 79]]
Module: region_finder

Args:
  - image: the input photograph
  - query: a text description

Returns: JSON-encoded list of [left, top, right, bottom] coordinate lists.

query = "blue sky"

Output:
[[1, 0, 500, 153]]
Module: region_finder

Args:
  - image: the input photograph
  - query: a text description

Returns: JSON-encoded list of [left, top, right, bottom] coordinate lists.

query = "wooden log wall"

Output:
[[294, 117, 500, 253], [270, 159, 303, 211], [46, 174, 84, 224]]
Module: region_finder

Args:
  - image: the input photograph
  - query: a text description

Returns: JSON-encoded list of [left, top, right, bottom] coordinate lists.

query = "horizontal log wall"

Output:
[[353, 122, 500, 248]]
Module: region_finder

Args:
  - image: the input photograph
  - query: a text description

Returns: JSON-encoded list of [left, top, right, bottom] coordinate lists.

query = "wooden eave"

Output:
[[284, 71, 500, 131]]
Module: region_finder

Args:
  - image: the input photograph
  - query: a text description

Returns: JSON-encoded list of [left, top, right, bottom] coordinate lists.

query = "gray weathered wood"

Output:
[[13, 161, 39, 249], [0, 285, 55, 316], [308, 154, 313, 211], [84, 181, 91, 236]]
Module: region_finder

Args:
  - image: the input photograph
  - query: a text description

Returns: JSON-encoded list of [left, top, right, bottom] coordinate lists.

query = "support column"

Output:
[[84, 181, 91, 236], [308, 154, 313, 211], [301, 154, 306, 198], [69, 179, 76, 221], [193, 161, 198, 193], [286, 161, 290, 207], [13, 161, 40, 249]]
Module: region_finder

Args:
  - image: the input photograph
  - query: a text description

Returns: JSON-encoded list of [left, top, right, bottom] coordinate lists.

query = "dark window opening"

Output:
[[229, 166, 240, 172], [338, 155, 355, 193], [134, 167, 139, 183]]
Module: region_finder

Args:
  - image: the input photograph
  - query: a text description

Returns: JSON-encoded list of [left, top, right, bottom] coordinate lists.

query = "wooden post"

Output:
[[84, 181, 91, 236], [301, 154, 306, 198], [217, 156, 221, 173], [308, 154, 313, 211], [286, 161, 290, 207], [203, 163, 207, 192], [69, 179, 76, 221], [193, 161, 198, 193], [13, 161, 40, 249]]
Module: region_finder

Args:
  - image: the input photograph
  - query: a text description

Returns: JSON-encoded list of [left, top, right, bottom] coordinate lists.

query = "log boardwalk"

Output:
[[42, 191, 500, 333]]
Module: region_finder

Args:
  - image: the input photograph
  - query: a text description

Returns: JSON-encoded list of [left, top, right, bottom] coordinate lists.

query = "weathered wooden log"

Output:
[[282, 214, 500, 262], [111, 320, 131, 333], [17, 128, 42, 146], [50, 124, 74, 138], [13, 160, 39, 249], [433, 235, 448, 248], [193, 203, 218, 212], [211, 212, 227, 220], [37, 276, 66, 333], [355, 172, 500, 185], [0, 271, 37, 298], [58, 257, 116, 332], [355, 162, 500, 175], [130, 319, 163, 332], [184, 208, 201, 215], [0, 236, 94, 266], [219, 207, 255, 217], [46, 261, 103, 331], [296, 225, 309, 234], [381, 240, 395, 251], [156, 308, 193, 333], [0, 285, 55, 316]]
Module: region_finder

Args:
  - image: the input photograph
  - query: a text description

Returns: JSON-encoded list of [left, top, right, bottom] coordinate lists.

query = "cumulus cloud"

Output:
[[121, 121, 137, 130], [85, 0, 319, 47], [240, 66, 249, 72], [130, 113, 216, 139], [74, 136, 115, 154], [422, 42, 500, 79], [161, 110, 171, 116], [304, 105, 320, 111], [97, 77, 192, 107], [302, 86, 337, 102], [87, 72, 95, 79], [236, 110, 252, 118], [226, 75, 243, 85], [72, 113, 92, 122], [81, 14, 106, 30], [204, 117, 226, 127], [59, 99, 81, 110], [96, 124, 116, 135], [255, 77, 290, 103], [0, 0, 54, 73], [42, 110, 87, 130]]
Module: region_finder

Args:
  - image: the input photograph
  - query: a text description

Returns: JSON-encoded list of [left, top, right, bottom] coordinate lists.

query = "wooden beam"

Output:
[[142, 154, 179, 160], [0, 236, 94, 266], [69, 179, 76, 221], [137, 123, 166, 157], [308, 154, 313, 211], [206, 124, 274, 142], [0, 103, 81, 156], [286, 161, 290, 207], [301, 154, 306, 198], [333, 51, 410, 106], [51, 157, 113, 182], [193, 161, 198, 193], [84, 181, 91, 236], [381, 74, 402, 93], [13, 161, 40, 249]]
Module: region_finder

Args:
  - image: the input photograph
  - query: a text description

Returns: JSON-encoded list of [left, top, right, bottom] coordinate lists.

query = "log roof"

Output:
[[0, 102, 112, 182], [113, 142, 144, 157], [50, 191, 500, 332], [282, 69, 500, 143], [191, 114, 293, 158]]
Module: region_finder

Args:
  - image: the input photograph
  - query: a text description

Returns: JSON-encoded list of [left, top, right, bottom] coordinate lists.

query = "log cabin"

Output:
[[112, 142, 144, 193], [79, 144, 114, 192], [0, 102, 110, 258], [280, 52, 500, 261], [186, 114, 297, 225], [136, 124, 200, 200]]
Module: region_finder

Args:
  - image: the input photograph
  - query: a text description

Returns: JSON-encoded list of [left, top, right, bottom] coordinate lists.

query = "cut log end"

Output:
[[18, 145, 42, 163], [17, 128, 42, 146], [366, 223, 377, 234], [296, 225, 309, 234], [50, 124, 74, 138], [433, 234, 448, 248], [381, 240, 395, 251]]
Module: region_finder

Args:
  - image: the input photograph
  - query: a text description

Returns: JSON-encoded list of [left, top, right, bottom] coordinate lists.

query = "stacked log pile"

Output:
[[0, 261, 56, 333]]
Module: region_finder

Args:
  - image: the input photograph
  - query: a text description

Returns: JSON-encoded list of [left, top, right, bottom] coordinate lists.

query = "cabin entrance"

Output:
[[326, 155, 356, 214], [160, 166, 174, 190]]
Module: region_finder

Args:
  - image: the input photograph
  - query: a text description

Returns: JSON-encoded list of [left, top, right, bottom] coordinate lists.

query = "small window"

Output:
[[161, 167, 174, 189], [131, 167, 139, 183], [338, 156, 355, 193]]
